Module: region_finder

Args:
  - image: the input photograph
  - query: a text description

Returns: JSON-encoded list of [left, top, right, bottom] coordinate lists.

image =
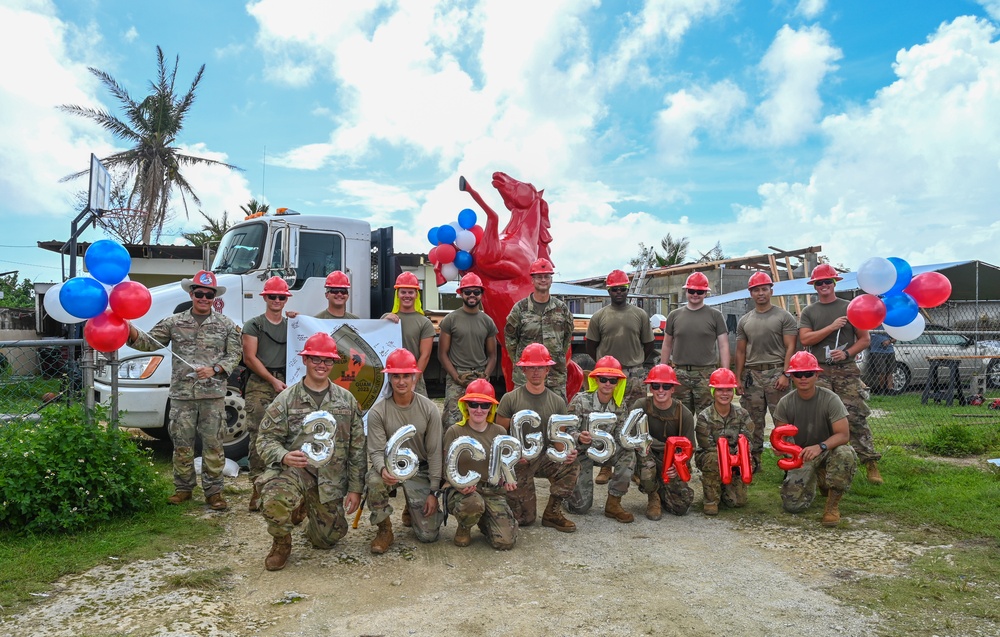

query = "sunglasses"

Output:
[[686, 289, 707, 295], [596, 377, 619, 384], [305, 356, 336, 366], [608, 286, 628, 293], [813, 279, 835, 287], [791, 371, 816, 379], [462, 289, 483, 296], [192, 290, 216, 299], [265, 294, 287, 301], [465, 401, 492, 410], [326, 288, 349, 295], [649, 383, 675, 391]]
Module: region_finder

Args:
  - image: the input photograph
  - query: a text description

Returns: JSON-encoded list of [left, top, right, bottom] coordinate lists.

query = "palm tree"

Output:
[[60, 46, 241, 244], [182, 209, 232, 247], [239, 198, 269, 218], [630, 233, 691, 269]]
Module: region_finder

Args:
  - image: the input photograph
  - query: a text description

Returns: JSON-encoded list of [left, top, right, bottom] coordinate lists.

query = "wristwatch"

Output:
[[818, 442, 828, 452], [213, 365, 223, 374]]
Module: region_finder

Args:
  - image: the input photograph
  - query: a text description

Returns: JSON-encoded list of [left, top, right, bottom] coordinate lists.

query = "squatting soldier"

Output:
[[504, 258, 574, 399], [316, 271, 359, 319], [734, 272, 797, 470], [439, 273, 498, 427], [565, 356, 637, 523], [127, 270, 241, 511], [255, 332, 366, 570], [633, 364, 696, 520], [442, 379, 519, 549], [380, 272, 435, 397], [774, 351, 858, 527], [797, 264, 882, 484], [695, 368, 753, 516]]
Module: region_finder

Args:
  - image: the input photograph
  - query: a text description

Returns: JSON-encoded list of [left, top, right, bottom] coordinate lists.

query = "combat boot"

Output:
[[371, 518, 394, 554], [453, 525, 472, 547], [401, 506, 412, 527], [703, 501, 719, 516], [865, 461, 883, 485], [822, 489, 844, 527], [595, 465, 613, 485], [290, 501, 307, 525], [604, 494, 634, 523], [645, 492, 662, 521], [816, 466, 829, 497], [541, 496, 576, 533], [264, 534, 292, 571], [248, 486, 261, 512], [205, 493, 229, 511], [167, 491, 192, 505]]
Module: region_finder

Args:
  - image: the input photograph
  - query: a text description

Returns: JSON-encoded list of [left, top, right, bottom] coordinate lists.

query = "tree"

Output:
[[0, 273, 34, 308], [60, 46, 241, 244], [629, 233, 691, 269], [239, 199, 269, 217], [73, 168, 175, 244], [181, 209, 232, 247], [697, 241, 728, 263]]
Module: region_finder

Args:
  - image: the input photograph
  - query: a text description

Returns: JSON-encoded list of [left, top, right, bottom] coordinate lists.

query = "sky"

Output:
[[2, 0, 999, 285]]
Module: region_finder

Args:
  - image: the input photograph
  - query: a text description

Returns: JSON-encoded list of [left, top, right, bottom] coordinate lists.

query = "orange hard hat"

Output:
[[516, 342, 556, 367], [589, 355, 626, 379], [606, 269, 630, 287], [383, 348, 420, 374], [708, 368, 738, 389], [260, 276, 292, 297], [807, 264, 843, 284], [458, 272, 484, 290], [683, 272, 710, 291], [324, 270, 351, 289], [645, 364, 679, 386], [530, 258, 555, 275], [747, 272, 773, 289], [394, 272, 420, 289], [787, 351, 823, 374], [299, 333, 340, 360], [459, 378, 499, 405]]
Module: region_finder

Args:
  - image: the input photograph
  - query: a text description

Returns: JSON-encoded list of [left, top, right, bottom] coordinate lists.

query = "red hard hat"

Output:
[[530, 258, 555, 275], [787, 351, 823, 374], [459, 378, 499, 405], [683, 272, 710, 291], [708, 368, 738, 389], [324, 270, 351, 288], [260, 276, 292, 297], [589, 355, 626, 379], [747, 272, 773, 289], [383, 348, 420, 374], [606, 269, 630, 287], [458, 272, 484, 290], [394, 272, 420, 289], [516, 342, 556, 367], [299, 333, 340, 360], [807, 264, 843, 284], [645, 364, 679, 386]]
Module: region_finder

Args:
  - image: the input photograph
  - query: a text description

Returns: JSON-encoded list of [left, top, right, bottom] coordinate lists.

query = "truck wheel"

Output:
[[572, 353, 595, 373], [193, 393, 250, 461]]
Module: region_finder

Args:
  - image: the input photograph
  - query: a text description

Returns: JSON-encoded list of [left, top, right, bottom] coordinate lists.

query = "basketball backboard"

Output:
[[88, 153, 110, 211]]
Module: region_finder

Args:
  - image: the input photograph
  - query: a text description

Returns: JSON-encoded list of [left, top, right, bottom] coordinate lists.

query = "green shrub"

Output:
[[0, 406, 169, 533], [924, 423, 988, 457]]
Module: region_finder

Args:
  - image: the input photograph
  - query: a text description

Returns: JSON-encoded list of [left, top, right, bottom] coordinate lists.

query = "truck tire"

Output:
[[192, 393, 251, 461], [572, 353, 595, 373]]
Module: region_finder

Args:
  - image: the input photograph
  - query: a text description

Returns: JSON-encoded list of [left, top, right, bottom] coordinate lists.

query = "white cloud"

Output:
[[123, 26, 138, 43], [655, 80, 746, 163], [793, 0, 826, 20], [979, 1, 1000, 21]]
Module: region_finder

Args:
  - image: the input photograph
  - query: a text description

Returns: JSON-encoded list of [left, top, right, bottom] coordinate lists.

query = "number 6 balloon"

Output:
[[445, 436, 486, 489], [384, 424, 419, 481]]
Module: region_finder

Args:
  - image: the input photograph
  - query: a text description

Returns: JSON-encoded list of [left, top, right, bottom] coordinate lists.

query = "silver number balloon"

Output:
[[384, 424, 419, 481], [510, 409, 543, 461], [619, 409, 652, 456], [546, 413, 579, 463], [488, 435, 522, 486], [586, 411, 618, 463], [445, 435, 486, 489], [300, 411, 336, 467]]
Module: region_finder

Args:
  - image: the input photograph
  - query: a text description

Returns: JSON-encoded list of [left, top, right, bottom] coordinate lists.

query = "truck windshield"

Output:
[[212, 223, 265, 274]]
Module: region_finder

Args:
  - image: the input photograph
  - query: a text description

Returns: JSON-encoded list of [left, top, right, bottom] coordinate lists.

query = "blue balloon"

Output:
[[457, 208, 477, 230], [84, 239, 131, 285], [59, 277, 109, 319], [454, 250, 474, 271], [427, 226, 440, 247], [882, 293, 919, 327], [885, 257, 913, 297], [437, 224, 457, 245]]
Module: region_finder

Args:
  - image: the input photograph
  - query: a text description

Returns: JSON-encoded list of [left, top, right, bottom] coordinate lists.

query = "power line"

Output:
[[0, 258, 62, 270]]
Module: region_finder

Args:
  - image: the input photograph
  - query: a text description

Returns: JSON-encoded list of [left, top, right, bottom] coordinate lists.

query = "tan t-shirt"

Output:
[[664, 305, 728, 366], [496, 386, 568, 437], [398, 311, 435, 361], [798, 298, 857, 354], [736, 306, 798, 366], [439, 309, 498, 369], [366, 393, 443, 489], [242, 314, 288, 369], [632, 397, 695, 454], [586, 303, 654, 367], [315, 309, 359, 320], [774, 387, 848, 448]]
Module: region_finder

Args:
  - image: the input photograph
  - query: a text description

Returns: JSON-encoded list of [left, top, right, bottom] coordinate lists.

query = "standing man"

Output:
[[734, 272, 798, 470], [255, 332, 366, 570], [127, 270, 242, 511], [316, 271, 359, 320], [660, 271, 729, 416], [381, 272, 435, 397], [243, 276, 292, 512], [866, 331, 896, 394], [504, 258, 574, 398], [798, 264, 882, 484], [438, 273, 498, 427]]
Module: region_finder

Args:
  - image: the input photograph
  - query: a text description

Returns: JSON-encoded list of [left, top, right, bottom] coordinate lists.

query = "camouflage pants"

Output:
[[695, 449, 748, 509], [546, 370, 568, 402], [781, 445, 858, 513], [415, 373, 428, 398], [566, 447, 636, 514], [506, 454, 580, 526], [817, 363, 881, 463], [447, 488, 518, 550], [168, 398, 225, 496], [443, 368, 487, 428], [739, 366, 789, 460], [367, 466, 442, 543], [244, 372, 282, 482], [623, 365, 650, 408], [260, 466, 348, 548], [673, 366, 716, 416], [638, 448, 694, 516]]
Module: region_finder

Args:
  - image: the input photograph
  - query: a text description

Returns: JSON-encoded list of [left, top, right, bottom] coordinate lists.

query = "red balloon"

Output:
[[904, 272, 952, 308], [565, 357, 584, 402], [470, 224, 484, 245], [846, 294, 886, 330], [84, 310, 130, 353], [717, 435, 753, 485], [663, 436, 693, 482], [436, 244, 457, 264], [108, 281, 152, 320], [428, 246, 440, 265], [769, 424, 803, 471]]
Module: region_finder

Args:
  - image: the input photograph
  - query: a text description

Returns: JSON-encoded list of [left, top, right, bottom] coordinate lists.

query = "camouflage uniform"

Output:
[[443, 370, 488, 429], [367, 466, 442, 542], [740, 365, 787, 462], [447, 488, 518, 550], [130, 310, 242, 496], [622, 365, 649, 408], [781, 446, 858, 513], [634, 398, 695, 516], [564, 389, 634, 514], [674, 366, 716, 415], [256, 380, 367, 546], [695, 404, 754, 509], [244, 372, 284, 482], [817, 363, 880, 463], [504, 295, 574, 398]]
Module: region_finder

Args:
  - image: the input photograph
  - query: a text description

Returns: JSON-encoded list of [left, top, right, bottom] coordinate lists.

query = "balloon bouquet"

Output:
[[426, 208, 484, 282], [847, 257, 952, 340], [43, 239, 152, 353]]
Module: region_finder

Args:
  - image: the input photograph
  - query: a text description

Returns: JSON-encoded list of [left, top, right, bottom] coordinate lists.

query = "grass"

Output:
[[867, 392, 1000, 453]]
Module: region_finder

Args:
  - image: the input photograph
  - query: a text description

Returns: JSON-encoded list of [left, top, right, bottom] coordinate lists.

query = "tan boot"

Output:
[[865, 461, 883, 485], [371, 518, 394, 554], [816, 466, 829, 497], [822, 489, 844, 527], [264, 534, 292, 571], [453, 525, 472, 547], [248, 486, 261, 512], [604, 494, 635, 523], [290, 501, 307, 525], [595, 465, 613, 485], [205, 493, 229, 511], [645, 492, 662, 521], [703, 501, 719, 516], [541, 496, 576, 533], [167, 491, 192, 505], [401, 506, 412, 527]]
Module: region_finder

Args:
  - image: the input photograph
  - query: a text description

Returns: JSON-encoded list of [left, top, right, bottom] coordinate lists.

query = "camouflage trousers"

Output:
[[367, 466, 442, 543], [695, 449, 748, 509], [781, 445, 858, 513], [443, 368, 487, 428], [447, 488, 518, 550], [565, 447, 636, 514], [817, 363, 881, 463], [415, 373, 428, 398], [739, 366, 790, 460], [244, 372, 283, 483], [637, 448, 694, 516], [623, 364, 650, 408], [260, 465, 348, 548], [506, 454, 580, 526], [673, 366, 716, 416], [168, 398, 225, 496]]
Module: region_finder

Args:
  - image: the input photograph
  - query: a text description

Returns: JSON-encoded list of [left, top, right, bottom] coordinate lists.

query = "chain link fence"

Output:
[[0, 339, 84, 422]]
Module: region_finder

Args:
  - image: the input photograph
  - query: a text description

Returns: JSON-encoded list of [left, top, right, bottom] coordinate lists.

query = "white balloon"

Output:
[[585, 412, 618, 463], [449, 221, 463, 235], [510, 410, 543, 460], [444, 435, 486, 489], [488, 435, 521, 486], [619, 409, 652, 456], [440, 262, 459, 281], [546, 414, 578, 463], [300, 411, 337, 468], [384, 424, 419, 481], [649, 313, 666, 331], [43, 282, 86, 324], [883, 314, 926, 342], [455, 230, 476, 252], [856, 257, 897, 296]]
